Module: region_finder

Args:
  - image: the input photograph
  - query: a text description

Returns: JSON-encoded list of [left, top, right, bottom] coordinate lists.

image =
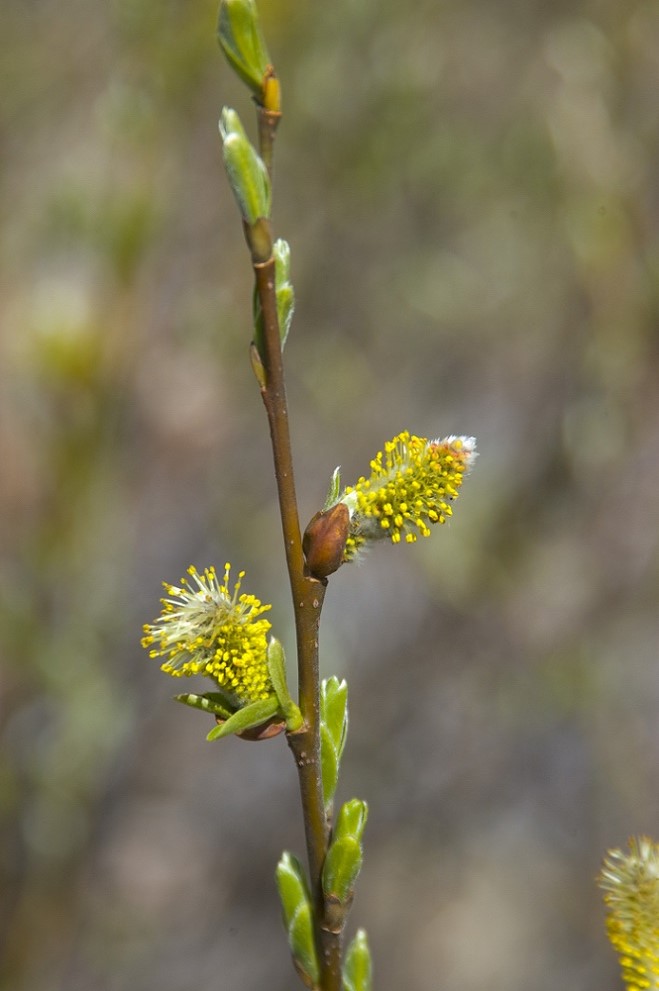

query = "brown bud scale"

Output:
[[302, 503, 349, 579]]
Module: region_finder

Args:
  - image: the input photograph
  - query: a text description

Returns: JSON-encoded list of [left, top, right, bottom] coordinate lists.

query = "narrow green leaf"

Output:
[[174, 692, 233, 719], [288, 903, 317, 986], [217, 0, 271, 98], [336, 798, 368, 840], [273, 238, 295, 348], [322, 835, 362, 904], [343, 929, 372, 991], [320, 677, 348, 809], [277, 285, 295, 349], [206, 696, 279, 741], [323, 677, 348, 755], [276, 852, 309, 918], [276, 853, 319, 987], [266, 638, 303, 731], [320, 720, 340, 809], [322, 799, 368, 905], [266, 638, 288, 707]]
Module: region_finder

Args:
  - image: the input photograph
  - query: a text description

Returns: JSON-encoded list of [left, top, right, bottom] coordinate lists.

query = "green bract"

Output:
[[217, 0, 271, 98]]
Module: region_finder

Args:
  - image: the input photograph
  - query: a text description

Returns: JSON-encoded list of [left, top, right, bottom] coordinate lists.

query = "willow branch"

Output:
[[252, 257, 341, 991]]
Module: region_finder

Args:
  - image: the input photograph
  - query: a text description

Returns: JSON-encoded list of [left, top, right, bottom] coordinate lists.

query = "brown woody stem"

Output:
[[253, 256, 342, 991]]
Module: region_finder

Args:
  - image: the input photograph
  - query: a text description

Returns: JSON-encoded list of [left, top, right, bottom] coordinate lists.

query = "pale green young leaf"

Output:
[[343, 929, 372, 991], [174, 692, 234, 719], [322, 677, 349, 755], [273, 238, 295, 348], [322, 835, 362, 905], [217, 0, 271, 97], [335, 797, 368, 841], [266, 638, 303, 731], [320, 720, 340, 811], [276, 853, 319, 987], [322, 799, 368, 905], [276, 852, 309, 919], [320, 677, 348, 808], [206, 695, 279, 741]]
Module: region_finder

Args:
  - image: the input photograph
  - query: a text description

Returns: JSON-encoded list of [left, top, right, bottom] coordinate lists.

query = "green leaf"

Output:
[[322, 799, 368, 906], [253, 240, 295, 357], [343, 929, 372, 991], [273, 239, 295, 349], [174, 692, 234, 719], [206, 695, 279, 741], [277, 285, 294, 347], [266, 637, 288, 707], [322, 836, 362, 905], [276, 852, 319, 987], [217, 0, 271, 98], [322, 677, 349, 753], [219, 107, 271, 225], [320, 720, 340, 810], [320, 677, 348, 809], [276, 852, 309, 919], [266, 638, 303, 731], [335, 798, 368, 840]]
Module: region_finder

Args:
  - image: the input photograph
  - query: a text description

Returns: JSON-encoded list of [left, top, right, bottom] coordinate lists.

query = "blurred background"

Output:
[[1, 0, 658, 988]]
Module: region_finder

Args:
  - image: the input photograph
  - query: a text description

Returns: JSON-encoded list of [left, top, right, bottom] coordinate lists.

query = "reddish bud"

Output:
[[303, 503, 349, 579]]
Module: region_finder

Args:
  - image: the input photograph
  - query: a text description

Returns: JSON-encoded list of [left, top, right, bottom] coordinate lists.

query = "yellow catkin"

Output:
[[141, 564, 273, 703], [340, 432, 477, 561], [599, 837, 659, 991]]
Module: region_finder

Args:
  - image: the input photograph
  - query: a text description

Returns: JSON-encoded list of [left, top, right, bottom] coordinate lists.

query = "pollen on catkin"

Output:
[[141, 564, 273, 703], [598, 836, 659, 991], [338, 432, 477, 562]]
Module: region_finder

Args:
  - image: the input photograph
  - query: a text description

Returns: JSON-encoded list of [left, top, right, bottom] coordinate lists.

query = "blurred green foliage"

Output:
[[1, 0, 658, 989]]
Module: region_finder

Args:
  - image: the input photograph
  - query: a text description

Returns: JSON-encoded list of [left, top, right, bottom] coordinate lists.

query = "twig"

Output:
[[253, 255, 341, 991]]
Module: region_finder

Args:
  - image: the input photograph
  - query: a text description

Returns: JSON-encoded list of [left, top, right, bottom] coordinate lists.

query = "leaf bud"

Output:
[[219, 107, 271, 228]]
